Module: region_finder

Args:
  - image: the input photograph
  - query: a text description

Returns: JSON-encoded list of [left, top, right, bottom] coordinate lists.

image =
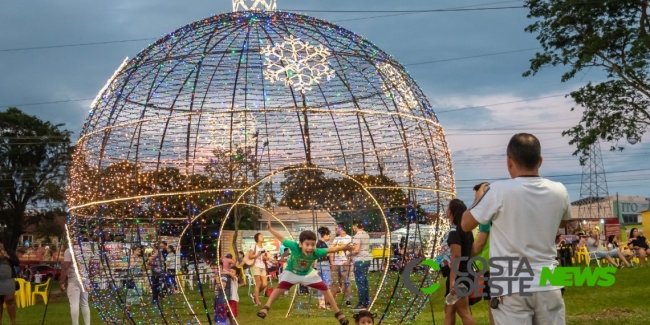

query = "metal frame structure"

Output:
[[66, 10, 455, 325], [577, 142, 613, 219]]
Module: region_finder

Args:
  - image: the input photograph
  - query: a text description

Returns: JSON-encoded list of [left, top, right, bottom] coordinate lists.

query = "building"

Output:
[[642, 209, 649, 237], [568, 195, 649, 240]]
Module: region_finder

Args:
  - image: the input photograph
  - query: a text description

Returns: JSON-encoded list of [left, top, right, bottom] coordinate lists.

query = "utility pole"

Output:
[[578, 142, 612, 221]]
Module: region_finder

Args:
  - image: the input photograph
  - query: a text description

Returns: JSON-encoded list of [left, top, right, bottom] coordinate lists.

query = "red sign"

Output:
[[605, 224, 620, 237]]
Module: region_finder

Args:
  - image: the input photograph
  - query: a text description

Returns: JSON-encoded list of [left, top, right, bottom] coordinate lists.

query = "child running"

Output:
[[353, 311, 376, 325], [257, 218, 353, 324], [228, 267, 243, 318]]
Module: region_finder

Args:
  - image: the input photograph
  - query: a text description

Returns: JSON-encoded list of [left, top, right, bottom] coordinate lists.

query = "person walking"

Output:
[[60, 245, 91, 325], [331, 223, 353, 307], [350, 223, 372, 310], [461, 133, 572, 325], [166, 245, 178, 294], [248, 233, 267, 306], [315, 227, 334, 309], [148, 245, 164, 304], [126, 246, 145, 307], [443, 199, 476, 325], [0, 239, 18, 325]]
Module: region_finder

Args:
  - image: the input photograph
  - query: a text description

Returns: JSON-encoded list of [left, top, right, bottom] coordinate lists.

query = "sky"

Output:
[[1, 0, 648, 206]]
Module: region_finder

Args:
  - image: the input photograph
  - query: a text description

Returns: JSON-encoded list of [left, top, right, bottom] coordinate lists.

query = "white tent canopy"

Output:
[[391, 224, 438, 243]]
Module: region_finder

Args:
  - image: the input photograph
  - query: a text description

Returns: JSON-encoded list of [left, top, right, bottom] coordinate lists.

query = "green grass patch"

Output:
[[14, 267, 650, 324]]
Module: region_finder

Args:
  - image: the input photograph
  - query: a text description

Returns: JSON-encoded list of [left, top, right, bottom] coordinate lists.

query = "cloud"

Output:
[[1, 0, 646, 206]]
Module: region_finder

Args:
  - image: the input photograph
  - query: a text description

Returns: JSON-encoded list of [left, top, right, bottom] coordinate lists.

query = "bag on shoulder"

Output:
[[468, 262, 485, 306]]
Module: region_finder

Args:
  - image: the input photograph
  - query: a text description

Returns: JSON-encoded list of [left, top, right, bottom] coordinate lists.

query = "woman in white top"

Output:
[[248, 233, 267, 306], [166, 245, 178, 293]]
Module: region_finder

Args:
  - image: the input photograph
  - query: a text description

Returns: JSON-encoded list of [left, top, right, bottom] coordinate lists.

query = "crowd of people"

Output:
[[210, 220, 374, 324], [2, 133, 648, 325]]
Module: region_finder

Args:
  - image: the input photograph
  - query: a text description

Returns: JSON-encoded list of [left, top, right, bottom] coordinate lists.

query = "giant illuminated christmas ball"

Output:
[[66, 5, 454, 325]]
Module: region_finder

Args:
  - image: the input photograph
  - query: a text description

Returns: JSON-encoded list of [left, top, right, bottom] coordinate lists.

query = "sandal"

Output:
[[257, 306, 270, 319], [334, 311, 349, 325]]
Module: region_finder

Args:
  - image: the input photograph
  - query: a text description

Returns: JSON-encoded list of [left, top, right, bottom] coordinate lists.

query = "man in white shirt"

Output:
[[350, 223, 372, 310], [59, 246, 90, 325], [330, 223, 352, 307], [461, 133, 571, 325], [586, 230, 629, 267]]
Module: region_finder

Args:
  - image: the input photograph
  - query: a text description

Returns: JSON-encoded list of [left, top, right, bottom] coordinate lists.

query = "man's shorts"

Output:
[[331, 264, 351, 285], [492, 289, 565, 325], [252, 266, 267, 277]]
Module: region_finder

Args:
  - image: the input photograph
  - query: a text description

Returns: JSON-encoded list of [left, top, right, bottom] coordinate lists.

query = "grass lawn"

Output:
[[14, 266, 650, 325]]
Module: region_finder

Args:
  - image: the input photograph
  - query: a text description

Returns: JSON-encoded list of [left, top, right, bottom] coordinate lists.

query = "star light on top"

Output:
[[233, 0, 276, 12], [262, 36, 334, 93], [378, 62, 419, 109]]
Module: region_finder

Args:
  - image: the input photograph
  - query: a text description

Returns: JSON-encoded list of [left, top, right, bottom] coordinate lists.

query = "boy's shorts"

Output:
[[277, 269, 328, 291]]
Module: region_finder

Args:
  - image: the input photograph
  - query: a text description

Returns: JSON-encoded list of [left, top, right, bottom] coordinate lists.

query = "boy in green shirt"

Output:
[[257, 219, 353, 325]]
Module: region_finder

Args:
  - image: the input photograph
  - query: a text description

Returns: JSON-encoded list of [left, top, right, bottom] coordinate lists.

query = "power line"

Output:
[[0, 38, 157, 53], [455, 167, 650, 182], [284, 6, 524, 13], [435, 94, 567, 114], [0, 1, 523, 54], [405, 48, 539, 66], [1, 98, 94, 108]]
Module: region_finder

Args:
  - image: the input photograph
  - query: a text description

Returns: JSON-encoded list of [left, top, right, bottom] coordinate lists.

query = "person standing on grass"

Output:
[[248, 233, 267, 306], [214, 260, 234, 325], [315, 226, 334, 309], [444, 199, 476, 325], [60, 245, 91, 325], [331, 223, 353, 307], [461, 133, 572, 325], [0, 239, 18, 325], [350, 223, 372, 310], [257, 219, 353, 325]]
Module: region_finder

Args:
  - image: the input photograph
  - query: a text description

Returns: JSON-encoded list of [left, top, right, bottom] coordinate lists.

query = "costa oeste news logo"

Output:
[[402, 256, 616, 296]]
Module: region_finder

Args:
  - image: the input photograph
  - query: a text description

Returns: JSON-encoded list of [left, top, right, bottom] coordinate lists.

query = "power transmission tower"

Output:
[[578, 142, 612, 219]]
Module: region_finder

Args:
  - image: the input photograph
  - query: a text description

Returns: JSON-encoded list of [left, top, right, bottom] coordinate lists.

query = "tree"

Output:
[[0, 108, 73, 250], [524, 0, 650, 160], [279, 167, 328, 209], [205, 146, 260, 252], [32, 214, 65, 244]]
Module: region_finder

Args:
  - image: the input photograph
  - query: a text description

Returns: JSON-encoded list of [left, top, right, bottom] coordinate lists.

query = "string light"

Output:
[[262, 35, 335, 93], [233, 0, 277, 11], [66, 9, 455, 325]]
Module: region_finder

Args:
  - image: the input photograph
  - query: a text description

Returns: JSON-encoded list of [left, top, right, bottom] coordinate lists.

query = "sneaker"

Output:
[[345, 301, 352, 308], [351, 304, 367, 311]]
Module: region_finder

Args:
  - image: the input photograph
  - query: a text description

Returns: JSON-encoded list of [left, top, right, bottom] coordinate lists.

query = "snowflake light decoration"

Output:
[[262, 36, 334, 93], [233, 0, 276, 11], [379, 62, 419, 109]]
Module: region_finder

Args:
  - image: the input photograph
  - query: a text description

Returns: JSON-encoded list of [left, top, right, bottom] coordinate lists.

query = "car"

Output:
[[30, 264, 61, 281]]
